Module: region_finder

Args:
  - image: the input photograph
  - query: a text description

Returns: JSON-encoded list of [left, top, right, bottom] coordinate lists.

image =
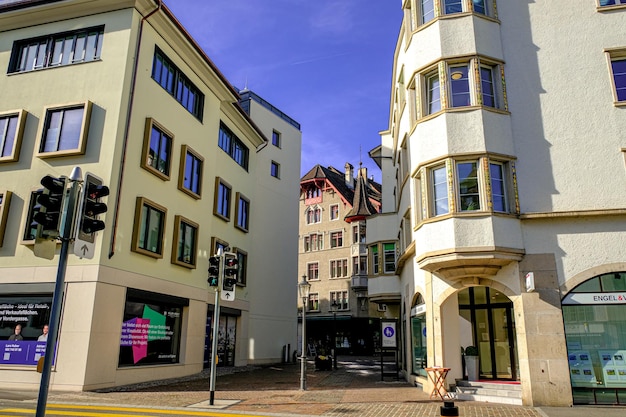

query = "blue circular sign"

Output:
[[383, 326, 395, 338]]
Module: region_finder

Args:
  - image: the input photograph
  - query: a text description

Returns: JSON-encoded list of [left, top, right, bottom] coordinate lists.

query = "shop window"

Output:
[[562, 272, 626, 404], [119, 288, 187, 367]]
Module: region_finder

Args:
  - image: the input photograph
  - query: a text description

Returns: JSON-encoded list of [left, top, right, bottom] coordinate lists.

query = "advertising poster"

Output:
[[0, 295, 52, 366], [118, 289, 184, 367], [599, 350, 626, 387], [568, 350, 597, 387]]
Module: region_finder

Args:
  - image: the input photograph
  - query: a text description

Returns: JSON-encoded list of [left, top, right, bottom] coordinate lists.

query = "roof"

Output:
[[300, 164, 381, 219]]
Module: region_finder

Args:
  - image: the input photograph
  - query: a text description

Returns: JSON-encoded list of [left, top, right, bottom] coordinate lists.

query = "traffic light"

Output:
[[32, 175, 68, 239], [223, 252, 238, 291], [208, 255, 220, 287], [76, 173, 109, 243]]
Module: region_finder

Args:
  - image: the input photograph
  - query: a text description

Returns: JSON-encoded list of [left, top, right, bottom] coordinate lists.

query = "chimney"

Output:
[[345, 163, 354, 189]]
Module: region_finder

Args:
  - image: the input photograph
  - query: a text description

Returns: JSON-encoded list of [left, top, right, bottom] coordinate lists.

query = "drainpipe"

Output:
[[108, 0, 162, 258]]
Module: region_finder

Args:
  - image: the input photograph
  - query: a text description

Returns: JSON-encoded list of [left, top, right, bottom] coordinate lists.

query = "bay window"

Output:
[[418, 155, 517, 220]]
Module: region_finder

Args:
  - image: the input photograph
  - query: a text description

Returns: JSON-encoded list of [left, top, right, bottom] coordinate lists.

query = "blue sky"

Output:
[[164, 1, 402, 181]]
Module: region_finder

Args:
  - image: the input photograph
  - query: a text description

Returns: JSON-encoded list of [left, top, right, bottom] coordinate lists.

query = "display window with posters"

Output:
[[562, 272, 626, 405], [118, 288, 187, 367], [0, 294, 52, 366]]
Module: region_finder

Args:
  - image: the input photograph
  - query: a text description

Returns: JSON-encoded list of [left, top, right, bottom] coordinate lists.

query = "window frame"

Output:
[[178, 144, 203, 199], [0, 110, 27, 163], [307, 262, 320, 281], [330, 290, 349, 311], [270, 160, 280, 178], [131, 197, 167, 259], [431, 164, 449, 217], [218, 122, 249, 170], [0, 191, 12, 247], [171, 215, 198, 269], [330, 258, 349, 279], [329, 204, 339, 221], [234, 248, 248, 286], [383, 242, 397, 274], [9, 26, 104, 74], [213, 177, 232, 221], [235, 192, 250, 232], [330, 230, 343, 248], [272, 130, 281, 147], [308, 293, 320, 312], [418, 57, 506, 119], [22, 189, 42, 243], [599, 0, 626, 8], [607, 50, 626, 105], [151, 47, 204, 120], [370, 245, 380, 275], [141, 118, 173, 181], [35, 101, 92, 159], [456, 160, 481, 212], [420, 156, 516, 221]]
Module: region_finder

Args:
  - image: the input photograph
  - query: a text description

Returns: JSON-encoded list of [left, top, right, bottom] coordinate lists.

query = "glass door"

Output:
[[459, 287, 518, 380]]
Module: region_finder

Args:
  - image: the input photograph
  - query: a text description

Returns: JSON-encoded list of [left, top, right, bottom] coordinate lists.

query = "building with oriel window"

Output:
[[298, 163, 384, 358], [0, 0, 300, 391], [368, 0, 626, 407]]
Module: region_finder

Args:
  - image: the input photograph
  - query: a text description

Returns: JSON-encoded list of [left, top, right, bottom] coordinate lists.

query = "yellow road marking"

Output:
[[1, 405, 268, 417], [0, 408, 159, 417]]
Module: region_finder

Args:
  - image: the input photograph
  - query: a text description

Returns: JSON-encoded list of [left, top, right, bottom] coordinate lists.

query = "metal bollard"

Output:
[[440, 401, 459, 416]]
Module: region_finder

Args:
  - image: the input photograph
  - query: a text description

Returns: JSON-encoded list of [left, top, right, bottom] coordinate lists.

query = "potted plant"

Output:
[[464, 346, 479, 381]]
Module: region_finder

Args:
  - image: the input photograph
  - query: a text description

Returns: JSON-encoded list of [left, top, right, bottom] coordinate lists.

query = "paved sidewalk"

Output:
[[3, 357, 625, 416]]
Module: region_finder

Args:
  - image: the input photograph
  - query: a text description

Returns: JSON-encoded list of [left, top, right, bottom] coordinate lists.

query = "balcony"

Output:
[[351, 274, 368, 291]]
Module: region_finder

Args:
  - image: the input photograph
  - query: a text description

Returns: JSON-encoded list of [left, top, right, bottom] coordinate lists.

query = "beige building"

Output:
[[0, 0, 300, 390], [368, 0, 626, 407], [298, 163, 383, 358]]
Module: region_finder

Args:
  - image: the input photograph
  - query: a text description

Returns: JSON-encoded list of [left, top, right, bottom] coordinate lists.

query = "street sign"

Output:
[[381, 321, 397, 348], [221, 287, 235, 302]]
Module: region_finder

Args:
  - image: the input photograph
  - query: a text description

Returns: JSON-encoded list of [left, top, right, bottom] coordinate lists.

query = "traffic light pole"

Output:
[[35, 170, 81, 417], [209, 251, 223, 406]]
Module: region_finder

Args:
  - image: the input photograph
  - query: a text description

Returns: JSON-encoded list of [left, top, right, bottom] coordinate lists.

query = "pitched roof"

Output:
[[300, 164, 381, 218], [344, 170, 379, 222]]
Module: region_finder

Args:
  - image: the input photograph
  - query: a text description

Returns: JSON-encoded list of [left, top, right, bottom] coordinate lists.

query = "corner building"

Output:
[[371, 0, 626, 406], [0, 0, 300, 390]]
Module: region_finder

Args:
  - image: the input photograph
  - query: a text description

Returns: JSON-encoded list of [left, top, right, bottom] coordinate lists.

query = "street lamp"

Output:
[[330, 299, 338, 370], [298, 275, 311, 391]]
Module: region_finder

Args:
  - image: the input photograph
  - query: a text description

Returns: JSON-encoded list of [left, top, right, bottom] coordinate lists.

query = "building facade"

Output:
[[298, 164, 383, 357], [368, 0, 626, 407], [0, 0, 300, 390]]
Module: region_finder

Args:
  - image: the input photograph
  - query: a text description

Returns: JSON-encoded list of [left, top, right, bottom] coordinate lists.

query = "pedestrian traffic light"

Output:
[[208, 255, 220, 287], [32, 175, 68, 239], [76, 173, 109, 243], [223, 252, 238, 291]]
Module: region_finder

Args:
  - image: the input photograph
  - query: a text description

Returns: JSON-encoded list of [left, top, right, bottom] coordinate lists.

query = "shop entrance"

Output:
[[459, 286, 519, 381]]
